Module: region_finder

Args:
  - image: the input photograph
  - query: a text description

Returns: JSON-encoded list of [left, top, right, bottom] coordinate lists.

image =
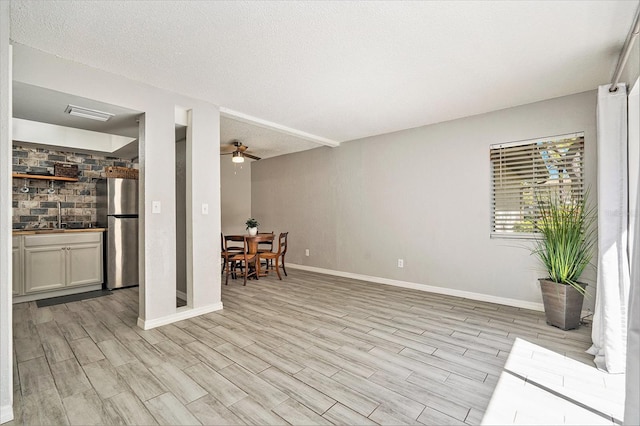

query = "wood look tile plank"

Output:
[[157, 324, 196, 346], [82, 358, 129, 400], [82, 322, 117, 343], [20, 388, 69, 426], [368, 404, 423, 425], [243, 342, 305, 375], [183, 324, 227, 348], [18, 356, 56, 397], [274, 343, 341, 376], [228, 396, 288, 425], [259, 366, 336, 415], [132, 327, 167, 345], [145, 392, 201, 425], [209, 325, 255, 348], [294, 367, 379, 417], [183, 362, 248, 407], [116, 361, 166, 402], [62, 388, 123, 425], [186, 395, 244, 425], [332, 370, 425, 420], [104, 391, 158, 425], [126, 339, 167, 368], [417, 406, 467, 425], [57, 321, 89, 342], [96, 339, 137, 367], [272, 397, 332, 425], [148, 362, 207, 404], [69, 337, 105, 366], [184, 340, 234, 370], [214, 342, 271, 374], [154, 339, 200, 370], [369, 370, 470, 421], [322, 402, 378, 426], [218, 363, 289, 409], [14, 337, 45, 363], [49, 358, 92, 398]]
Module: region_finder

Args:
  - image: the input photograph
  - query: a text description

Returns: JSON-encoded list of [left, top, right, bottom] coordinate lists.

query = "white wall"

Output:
[[0, 3, 13, 423], [252, 90, 598, 309], [221, 159, 252, 235], [10, 44, 222, 327]]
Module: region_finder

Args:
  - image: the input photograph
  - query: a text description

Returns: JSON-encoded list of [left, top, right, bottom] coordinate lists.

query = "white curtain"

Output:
[[588, 84, 631, 373], [624, 78, 639, 426]]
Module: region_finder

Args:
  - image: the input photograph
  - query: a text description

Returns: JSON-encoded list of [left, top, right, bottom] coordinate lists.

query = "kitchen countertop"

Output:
[[12, 228, 106, 235]]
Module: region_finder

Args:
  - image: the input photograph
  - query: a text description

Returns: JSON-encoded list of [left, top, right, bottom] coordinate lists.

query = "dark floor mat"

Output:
[[36, 289, 112, 308]]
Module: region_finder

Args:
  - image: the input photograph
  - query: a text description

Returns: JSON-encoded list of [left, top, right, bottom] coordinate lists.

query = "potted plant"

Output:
[[245, 218, 259, 236], [531, 191, 596, 330]]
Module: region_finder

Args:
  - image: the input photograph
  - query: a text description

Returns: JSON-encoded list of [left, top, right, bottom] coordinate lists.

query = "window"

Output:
[[490, 132, 585, 237]]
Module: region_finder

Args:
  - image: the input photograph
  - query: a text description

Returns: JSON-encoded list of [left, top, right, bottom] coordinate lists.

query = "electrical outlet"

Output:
[[397, 259, 404, 268], [305, 249, 310, 257]]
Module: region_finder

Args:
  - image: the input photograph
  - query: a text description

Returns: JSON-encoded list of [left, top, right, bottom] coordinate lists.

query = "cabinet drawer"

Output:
[[25, 232, 102, 247]]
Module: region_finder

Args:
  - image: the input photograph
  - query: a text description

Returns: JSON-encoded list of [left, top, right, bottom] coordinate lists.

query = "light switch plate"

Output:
[[202, 203, 209, 215], [152, 201, 161, 214]]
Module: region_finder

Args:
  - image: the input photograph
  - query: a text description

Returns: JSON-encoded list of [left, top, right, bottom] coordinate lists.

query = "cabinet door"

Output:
[[24, 246, 66, 293], [12, 247, 22, 296], [67, 243, 102, 287]]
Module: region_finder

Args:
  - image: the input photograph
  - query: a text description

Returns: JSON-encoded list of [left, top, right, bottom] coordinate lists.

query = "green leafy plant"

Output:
[[531, 190, 596, 295], [245, 218, 259, 229]]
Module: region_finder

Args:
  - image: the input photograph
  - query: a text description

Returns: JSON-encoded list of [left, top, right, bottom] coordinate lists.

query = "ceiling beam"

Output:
[[220, 107, 340, 148]]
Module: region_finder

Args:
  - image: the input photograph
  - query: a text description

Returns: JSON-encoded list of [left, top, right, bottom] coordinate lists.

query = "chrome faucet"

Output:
[[57, 201, 62, 229]]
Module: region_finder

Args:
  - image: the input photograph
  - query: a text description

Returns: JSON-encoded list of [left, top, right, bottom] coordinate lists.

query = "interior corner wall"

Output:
[[251, 90, 598, 308], [221, 159, 251, 235], [11, 44, 222, 327]]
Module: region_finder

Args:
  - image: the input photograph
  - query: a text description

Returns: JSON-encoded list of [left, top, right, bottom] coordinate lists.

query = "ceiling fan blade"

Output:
[[237, 145, 248, 152], [220, 145, 236, 153], [244, 153, 261, 161], [220, 152, 234, 156]]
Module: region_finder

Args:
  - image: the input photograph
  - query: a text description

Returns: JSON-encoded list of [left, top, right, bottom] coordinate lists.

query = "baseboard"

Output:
[[137, 301, 223, 330], [0, 405, 14, 424], [12, 284, 103, 304], [176, 290, 187, 301], [287, 263, 545, 312]]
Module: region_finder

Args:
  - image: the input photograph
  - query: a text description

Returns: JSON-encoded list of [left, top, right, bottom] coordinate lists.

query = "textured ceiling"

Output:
[[9, 0, 639, 145]]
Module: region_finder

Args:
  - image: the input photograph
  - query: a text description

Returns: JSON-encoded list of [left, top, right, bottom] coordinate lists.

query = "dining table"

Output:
[[227, 233, 274, 277]]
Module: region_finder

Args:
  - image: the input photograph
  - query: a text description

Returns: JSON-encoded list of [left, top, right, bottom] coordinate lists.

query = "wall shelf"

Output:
[[12, 173, 78, 182]]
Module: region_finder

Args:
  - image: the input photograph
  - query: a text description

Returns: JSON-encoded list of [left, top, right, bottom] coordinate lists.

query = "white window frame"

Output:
[[490, 132, 585, 239]]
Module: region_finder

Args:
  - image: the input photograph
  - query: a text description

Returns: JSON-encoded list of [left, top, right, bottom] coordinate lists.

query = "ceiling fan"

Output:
[[220, 140, 261, 163]]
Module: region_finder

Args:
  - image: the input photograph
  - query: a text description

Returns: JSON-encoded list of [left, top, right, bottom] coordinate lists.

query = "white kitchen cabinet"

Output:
[[12, 236, 22, 296], [21, 232, 103, 295]]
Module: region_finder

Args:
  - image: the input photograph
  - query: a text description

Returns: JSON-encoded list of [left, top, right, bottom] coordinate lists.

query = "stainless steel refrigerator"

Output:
[[96, 178, 138, 289]]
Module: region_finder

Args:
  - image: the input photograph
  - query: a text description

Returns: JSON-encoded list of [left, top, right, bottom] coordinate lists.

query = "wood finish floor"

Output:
[[8, 270, 594, 425]]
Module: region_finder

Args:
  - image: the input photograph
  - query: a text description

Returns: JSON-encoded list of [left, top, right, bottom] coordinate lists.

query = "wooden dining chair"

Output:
[[257, 231, 274, 268], [223, 236, 258, 286], [260, 232, 288, 280]]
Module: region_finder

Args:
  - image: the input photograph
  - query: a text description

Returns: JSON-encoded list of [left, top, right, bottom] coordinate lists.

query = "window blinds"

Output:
[[490, 133, 585, 235]]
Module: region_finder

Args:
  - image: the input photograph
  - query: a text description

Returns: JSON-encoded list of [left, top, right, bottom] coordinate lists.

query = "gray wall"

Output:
[[221, 159, 251, 235], [252, 90, 598, 307]]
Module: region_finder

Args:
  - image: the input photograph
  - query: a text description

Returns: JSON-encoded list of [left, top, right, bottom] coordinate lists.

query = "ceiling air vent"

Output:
[[64, 104, 114, 122]]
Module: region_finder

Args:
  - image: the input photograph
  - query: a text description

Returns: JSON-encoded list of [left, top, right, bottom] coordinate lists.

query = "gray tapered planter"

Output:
[[539, 279, 586, 330]]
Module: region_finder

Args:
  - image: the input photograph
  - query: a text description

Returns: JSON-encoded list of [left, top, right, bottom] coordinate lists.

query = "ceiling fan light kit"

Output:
[[221, 140, 261, 163], [232, 151, 245, 163]]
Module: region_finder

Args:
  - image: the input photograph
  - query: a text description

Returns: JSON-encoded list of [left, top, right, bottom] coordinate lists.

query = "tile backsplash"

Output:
[[12, 144, 138, 229]]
